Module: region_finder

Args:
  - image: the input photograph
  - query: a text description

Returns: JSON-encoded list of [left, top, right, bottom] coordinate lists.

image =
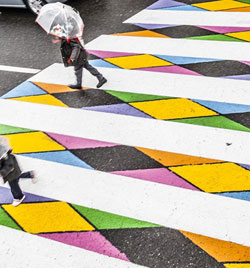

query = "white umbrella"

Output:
[[36, 2, 84, 39], [0, 136, 11, 159]]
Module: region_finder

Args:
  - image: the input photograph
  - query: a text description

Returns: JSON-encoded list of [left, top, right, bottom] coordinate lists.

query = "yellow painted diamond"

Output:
[[113, 30, 168, 38], [10, 95, 68, 107], [224, 264, 250, 268], [226, 31, 250, 42], [130, 99, 217, 120], [5, 132, 65, 153], [105, 54, 172, 69], [193, 0, 250, 11], [3, 202, 95, 234], [170, 163, 250, 193]]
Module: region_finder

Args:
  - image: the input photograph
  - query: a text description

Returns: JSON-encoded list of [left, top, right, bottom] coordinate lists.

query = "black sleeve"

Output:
[[0, 156, 14, 178]]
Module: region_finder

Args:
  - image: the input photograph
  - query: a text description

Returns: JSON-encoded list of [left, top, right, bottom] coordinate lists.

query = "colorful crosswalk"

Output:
[[1, 0, 250, 267]]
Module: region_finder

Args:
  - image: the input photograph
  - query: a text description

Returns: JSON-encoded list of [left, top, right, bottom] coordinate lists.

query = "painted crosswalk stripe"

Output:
[[124, 9, 250, 28], [0, 65, 41, 74], [85, 35, 250, 62], [0, 98, 249, 165], [29, 63, 250, 105], [1, 155, 249, 247], [2, 1, 250, 265], [0, 225, 146, 268]]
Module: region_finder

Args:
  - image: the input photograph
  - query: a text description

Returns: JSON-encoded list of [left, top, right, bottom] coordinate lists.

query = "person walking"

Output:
[[52, 27, 107, 89], [36, 3, 107, 90], [0, 136, 37, 207]]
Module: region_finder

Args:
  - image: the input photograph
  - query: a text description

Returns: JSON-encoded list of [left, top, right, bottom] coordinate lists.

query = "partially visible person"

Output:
[[0, 136, 37, 207], [52, 25, 107, 89]]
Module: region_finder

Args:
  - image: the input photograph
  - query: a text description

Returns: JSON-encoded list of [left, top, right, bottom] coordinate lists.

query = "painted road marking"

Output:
[[0, 65, 41, 74], [0, 99, 249, 165], [2, 1, 250, 265], [85, 35, 250, 62], [124, 9, 250, 27], [0, 154, 249, 247], [0, 225, 146, 268], [29, 63, 250, 105]]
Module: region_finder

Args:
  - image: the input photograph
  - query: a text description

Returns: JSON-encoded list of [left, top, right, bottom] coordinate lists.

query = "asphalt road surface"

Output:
[[0, 0, 154, 95], [1, 1, 250, 267]]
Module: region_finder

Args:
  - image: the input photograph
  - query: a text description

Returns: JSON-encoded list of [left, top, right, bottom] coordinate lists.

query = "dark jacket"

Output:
[[0, 151, 22, 183], [60, 39, 88, 67]]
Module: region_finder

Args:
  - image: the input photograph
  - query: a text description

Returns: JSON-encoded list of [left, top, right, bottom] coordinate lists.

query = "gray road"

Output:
[[0, 1, 236, 267], [0, 0, 154, 95]]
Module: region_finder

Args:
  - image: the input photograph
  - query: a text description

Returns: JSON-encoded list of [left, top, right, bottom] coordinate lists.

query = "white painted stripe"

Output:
[[0, 98, 249, 165], [29, 63, 250, 105], [0, 65, 41, 74], [4, 155, 250, 247], [0, 225, 145, 268], [124, 9, 250, 28], [85, 34, 250, 62]]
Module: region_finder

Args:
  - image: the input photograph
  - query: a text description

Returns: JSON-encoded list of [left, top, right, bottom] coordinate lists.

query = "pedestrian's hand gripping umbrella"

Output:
[[35, 2, 84, 40]]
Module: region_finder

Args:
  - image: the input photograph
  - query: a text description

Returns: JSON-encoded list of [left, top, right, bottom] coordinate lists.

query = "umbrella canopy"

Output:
[[36, 2, 84, 39], [0, 136, 11, 159]]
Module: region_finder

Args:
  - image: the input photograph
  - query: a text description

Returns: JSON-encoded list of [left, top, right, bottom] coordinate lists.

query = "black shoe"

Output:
[[68, 84, 82, 89], [96, 78, 107, 88]]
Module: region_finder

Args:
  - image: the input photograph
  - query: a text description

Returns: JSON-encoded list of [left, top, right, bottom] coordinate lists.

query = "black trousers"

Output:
[[74, 61, 103, 86], [8, 171, 32, 199]]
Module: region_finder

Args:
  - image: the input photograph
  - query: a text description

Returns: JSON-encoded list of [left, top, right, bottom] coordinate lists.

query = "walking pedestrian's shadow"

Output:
[[53, 87, 122, 109], [80, 87, 123, 109]]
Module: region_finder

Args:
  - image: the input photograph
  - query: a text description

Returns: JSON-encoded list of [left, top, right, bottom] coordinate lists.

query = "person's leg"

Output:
[[8, 178, 23, 200], [19, 172, 32, 179], [69, 64, 83, 89], [84, 61, 103, 80], [20, 171, 37, 184], [84, 61, 107, 88]]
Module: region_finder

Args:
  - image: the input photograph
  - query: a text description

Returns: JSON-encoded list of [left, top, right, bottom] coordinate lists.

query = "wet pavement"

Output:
[[1, 0, 250, 267]]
